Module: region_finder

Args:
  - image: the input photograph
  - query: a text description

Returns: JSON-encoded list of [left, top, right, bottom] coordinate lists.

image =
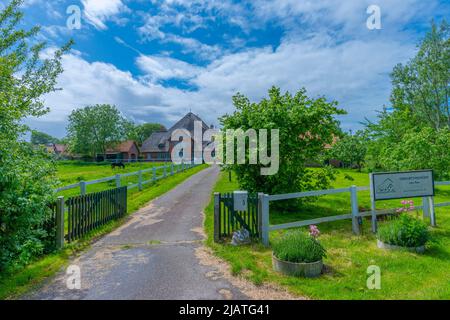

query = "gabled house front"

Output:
[[141, 112, 211, 162]]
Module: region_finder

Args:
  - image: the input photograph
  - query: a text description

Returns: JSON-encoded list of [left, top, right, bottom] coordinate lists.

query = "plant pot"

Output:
[[377, 239, 425, 254], [272, 254, 323, 278]]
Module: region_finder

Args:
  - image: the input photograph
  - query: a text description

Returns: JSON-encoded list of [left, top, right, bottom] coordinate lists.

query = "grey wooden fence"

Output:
[[48, 187, 127, 247], [258, 181, 450, 246], [56, 162, 199, 195], [214, 181, 450, 246], [66, 187, 127, 242]]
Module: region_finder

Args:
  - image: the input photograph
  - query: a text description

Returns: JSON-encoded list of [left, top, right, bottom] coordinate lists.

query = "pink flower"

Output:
[[309, 225, 320, 238]]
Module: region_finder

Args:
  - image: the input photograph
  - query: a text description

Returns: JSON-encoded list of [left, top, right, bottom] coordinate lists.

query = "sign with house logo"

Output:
[[371, 170, 434, 201]]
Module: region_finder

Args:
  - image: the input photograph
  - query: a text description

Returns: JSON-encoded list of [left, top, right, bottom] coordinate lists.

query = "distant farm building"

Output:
[[46, 143, 72, 159], [97, 140, 140, 162], [141, 112, 211, 162]]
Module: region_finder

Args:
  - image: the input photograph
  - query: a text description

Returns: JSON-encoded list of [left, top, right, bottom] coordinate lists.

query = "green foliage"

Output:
[[125, 122, 167, 146], [67, 104, 127, 159], [366, 21, 450, 178], [0, 141, 57, 271], [220, 86, 345, 197], [372, 127, 450, 179], [377, 214, 430, 248], [30, 130, 60, 145], [329, 131, 367, 170], [0, 0, 70, 272], [0, 0, 72, 140], [205, 170, 450, 299], [272, 231, 326, 263], [390, 21, 449, 130], [366, 21, 450, 179]]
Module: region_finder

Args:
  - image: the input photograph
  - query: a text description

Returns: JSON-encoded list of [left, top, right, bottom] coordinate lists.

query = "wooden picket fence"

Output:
[[213, 192, 260, 241], [66, 187, 127, 242]]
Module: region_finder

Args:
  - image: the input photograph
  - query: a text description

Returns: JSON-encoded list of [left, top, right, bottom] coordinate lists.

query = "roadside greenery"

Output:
[[377, 214, 430, 248], [0, 164, 207, 299], [205, 170, 450, 299], [272, 230, 326, 263], [220, 86, 345, 197], [0, 0, 71, 272]]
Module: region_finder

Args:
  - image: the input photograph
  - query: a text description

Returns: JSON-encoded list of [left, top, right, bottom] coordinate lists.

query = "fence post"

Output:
[[350, 185, 361, 235], [163, 165, 167, 178], [369, 173, 378, 233], [171, 163, 174, 176], [56, 196, 65, 250], [138, 170, 143, 191], [259, 194, 270, 246], [152, 167, 156, 182], [422, 196, 430, 218], [214, 193, 220, 242], [80, 181, 86, 195], [429, 196, 437, 227], [115, 174, 121, 188]]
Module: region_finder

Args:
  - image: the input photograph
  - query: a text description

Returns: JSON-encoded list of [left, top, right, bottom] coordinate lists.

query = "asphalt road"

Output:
[[24, 165, 248, 300]]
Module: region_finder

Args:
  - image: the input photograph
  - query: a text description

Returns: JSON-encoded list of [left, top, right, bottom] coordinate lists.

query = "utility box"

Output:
[[233, 191, 248, 211]]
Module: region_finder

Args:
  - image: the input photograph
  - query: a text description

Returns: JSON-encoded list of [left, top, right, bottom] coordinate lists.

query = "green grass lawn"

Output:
[[0, 163, 208, 300], [55, 161, 169, 197], [204, 169, 450, 300]]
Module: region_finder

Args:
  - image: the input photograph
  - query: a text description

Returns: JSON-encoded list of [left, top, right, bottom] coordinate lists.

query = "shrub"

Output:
[[377, 214, 429, 248], [220, 87, 345, 198], [272, 230, 326, 263], [0, 142, 57, 272]]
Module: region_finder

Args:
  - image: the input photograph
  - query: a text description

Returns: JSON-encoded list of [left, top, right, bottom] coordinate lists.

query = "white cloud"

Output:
[[26, 0, 446, 137], [82, 0, 129, 30], [136, 55, 202, 81], [31, 30, 416, 137]]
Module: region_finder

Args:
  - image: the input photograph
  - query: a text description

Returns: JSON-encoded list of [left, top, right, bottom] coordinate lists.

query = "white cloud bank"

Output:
[[32, 33, 415, 137]]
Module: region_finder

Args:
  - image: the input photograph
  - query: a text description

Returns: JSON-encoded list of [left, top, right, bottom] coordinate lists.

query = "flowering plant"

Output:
[[309, 225, 321, 238], [396, 200, 415, 213]]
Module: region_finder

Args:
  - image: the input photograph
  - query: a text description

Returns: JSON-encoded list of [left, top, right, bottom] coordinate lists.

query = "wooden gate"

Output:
[[213, 192, 260, 242], [66, 187, 127, 242]]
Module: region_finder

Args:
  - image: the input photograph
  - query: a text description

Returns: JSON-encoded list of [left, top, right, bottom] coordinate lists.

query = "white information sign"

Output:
[[371, 170, 434, 201]]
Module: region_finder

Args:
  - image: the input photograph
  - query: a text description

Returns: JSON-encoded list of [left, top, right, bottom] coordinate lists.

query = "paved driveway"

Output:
[[24, 166, 248, 300]]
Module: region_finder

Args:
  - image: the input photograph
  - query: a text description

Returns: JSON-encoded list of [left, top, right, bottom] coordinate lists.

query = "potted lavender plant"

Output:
[[272, 225, 326, 278]]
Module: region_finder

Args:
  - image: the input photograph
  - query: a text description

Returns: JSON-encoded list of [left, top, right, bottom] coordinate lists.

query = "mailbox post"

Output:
[[233, 191, 248, 211]]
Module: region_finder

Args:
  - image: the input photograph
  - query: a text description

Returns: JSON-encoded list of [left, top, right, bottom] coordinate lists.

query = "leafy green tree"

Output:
[[390, 20, 449, 130], [31, 130, 60, 145], [0, 0, 71, 271], [125, 122, 166, 146], [67, 104, 127, 159], [371, 127, 450, 180], [329, 131, 367, 170], [220, 86, 345, 197], [366, 21, 450, 178]]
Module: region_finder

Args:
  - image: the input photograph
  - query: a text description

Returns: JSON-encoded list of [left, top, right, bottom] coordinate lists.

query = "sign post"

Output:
[[369, 170, 435, 232]]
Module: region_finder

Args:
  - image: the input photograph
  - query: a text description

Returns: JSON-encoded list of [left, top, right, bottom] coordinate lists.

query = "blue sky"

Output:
[[14, 0, 450, 138]]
